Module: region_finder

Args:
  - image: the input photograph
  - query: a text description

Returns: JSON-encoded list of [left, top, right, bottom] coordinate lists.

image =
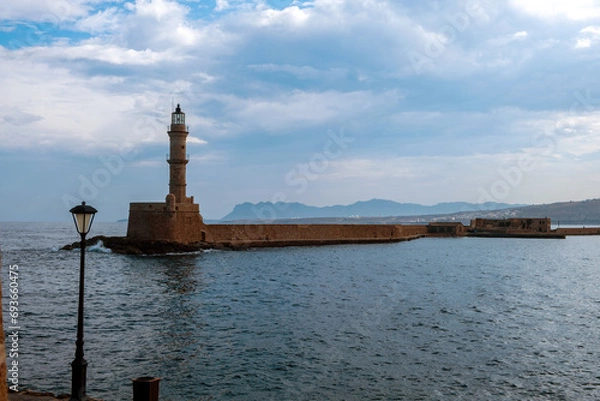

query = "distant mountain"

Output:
[[398, 198, 600, 225], [508, 198, 600, 224], [220, 199, 526, 221]]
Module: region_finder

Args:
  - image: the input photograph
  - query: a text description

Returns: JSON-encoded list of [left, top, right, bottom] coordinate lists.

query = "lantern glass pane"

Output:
[[73, 213, 94, 235]]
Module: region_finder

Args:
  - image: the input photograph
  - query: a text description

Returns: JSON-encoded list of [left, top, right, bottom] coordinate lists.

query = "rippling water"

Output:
[[1, 222, 600, 400]]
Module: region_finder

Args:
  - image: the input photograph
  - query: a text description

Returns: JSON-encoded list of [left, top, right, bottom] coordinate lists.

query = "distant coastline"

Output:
[[220, 199, 526, 221], [216, 198, 600, 226]]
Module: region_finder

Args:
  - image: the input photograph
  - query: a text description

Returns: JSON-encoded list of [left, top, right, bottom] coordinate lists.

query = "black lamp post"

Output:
[[69, 201, 97, 401]]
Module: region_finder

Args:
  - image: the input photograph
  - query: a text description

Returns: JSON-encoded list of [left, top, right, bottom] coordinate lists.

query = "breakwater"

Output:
[[556, 227, 600, 236], [207, 223, 428, 248], [70, 219, 581, 255]]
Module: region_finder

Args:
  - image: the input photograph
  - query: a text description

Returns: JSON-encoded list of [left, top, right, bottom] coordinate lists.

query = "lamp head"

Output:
[[69, 201, 98, 235]]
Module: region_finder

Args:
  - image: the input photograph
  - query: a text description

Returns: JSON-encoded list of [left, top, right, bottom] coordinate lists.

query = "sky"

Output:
[[1, 0, 600, 222]]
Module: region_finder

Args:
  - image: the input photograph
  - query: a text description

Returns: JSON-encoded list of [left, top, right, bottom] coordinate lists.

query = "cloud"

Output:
[[2, 107, 43, 125], [17, 43, 171, 65], [189, 151, 228, 165], [222, 89, 402, 134], [187, 136, 208, 145], [2, 0, 600, 221], [576, 25, 600, 48], [215, 0, 230, 12], [0, 0, 91, 21], [120, 0, 204, 49], [551, 113, 600, 157], [508, 0, 600, 20], [0, 49, 173, 152], [74, 7, 123, 34], [513, 31, 528, 39], [248, 64, 349, 81], [289, 152, 538, 206], [576, 38, 592, 48], [219, 0, 425, 78], [0, 0, 593, 150], [581, 26, 600, 35]]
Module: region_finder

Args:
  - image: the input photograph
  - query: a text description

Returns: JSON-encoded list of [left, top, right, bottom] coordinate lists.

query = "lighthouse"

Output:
[[126, 104, 206, 243], [168, 104, 191, 203]]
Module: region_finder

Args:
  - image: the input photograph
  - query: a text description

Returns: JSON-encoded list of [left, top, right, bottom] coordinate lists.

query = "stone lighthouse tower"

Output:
[[168, 104, 191, 204], [126, 104, 207, 243]]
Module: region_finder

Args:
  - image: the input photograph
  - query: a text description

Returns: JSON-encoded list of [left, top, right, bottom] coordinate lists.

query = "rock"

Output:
[[61, 236, 210, 255]]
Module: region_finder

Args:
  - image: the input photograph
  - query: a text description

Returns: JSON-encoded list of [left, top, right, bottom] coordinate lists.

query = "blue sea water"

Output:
[[1, 221, 600, 400]]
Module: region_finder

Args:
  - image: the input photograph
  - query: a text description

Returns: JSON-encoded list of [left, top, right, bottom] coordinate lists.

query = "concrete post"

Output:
[[0, 249, 9, 401]]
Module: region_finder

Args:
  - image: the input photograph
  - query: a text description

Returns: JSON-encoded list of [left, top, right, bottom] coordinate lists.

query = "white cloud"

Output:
[[0, 48, 184, 152], [113, 0, 210, 50], [254, 6, 310, 27], [134, 0, 181, 20], [248, 64, 348, 80], [0, 0, 91, 21], [576, 38, 592, 48], [511, 110, 600, 160], [486, 30, 529, 47], [187, 136, 208, 145], [75, 7, 123, 33], [215, 0, 230, 12], [213, 89, 403, 135], [575, 25, 600, 48], [508, 0, 600, 20], [130, 159, 164, 168], [513, 31, 528, 40], [553, 113, 600, 156], [581, 26, 600, 35], [19, 43, 172, 65]]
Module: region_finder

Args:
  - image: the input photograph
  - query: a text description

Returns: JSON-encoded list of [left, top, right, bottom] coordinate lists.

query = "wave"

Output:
[[87, 240, 112, 253]]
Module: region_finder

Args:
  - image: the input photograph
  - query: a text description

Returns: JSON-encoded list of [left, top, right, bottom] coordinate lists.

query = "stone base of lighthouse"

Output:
[[126, 194, 208, 244]]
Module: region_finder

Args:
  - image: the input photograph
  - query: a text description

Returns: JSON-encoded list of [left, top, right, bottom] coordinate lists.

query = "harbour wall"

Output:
[[206, 224, 428, 247], [126, 205, 430, 247], [127, 204, 577, 249], [556, 227, 600, 236]]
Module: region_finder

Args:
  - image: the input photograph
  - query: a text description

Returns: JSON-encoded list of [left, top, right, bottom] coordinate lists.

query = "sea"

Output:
[[1, 221, 600, 401]]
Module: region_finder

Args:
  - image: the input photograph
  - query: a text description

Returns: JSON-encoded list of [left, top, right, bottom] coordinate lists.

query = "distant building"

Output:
[[470, 218, 551, 233], [427, 222, 465, 236]]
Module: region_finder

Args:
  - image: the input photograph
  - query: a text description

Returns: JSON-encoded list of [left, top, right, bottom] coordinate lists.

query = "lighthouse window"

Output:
[[172, 113, 185, 124]]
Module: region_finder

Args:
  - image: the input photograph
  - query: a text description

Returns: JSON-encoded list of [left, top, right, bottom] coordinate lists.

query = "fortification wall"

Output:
[[127, 203, 174, 241], [127, 202, 206, 243], [471, 218, 551, 233], [205, 223, 423, 247], [403, 225, 430, 237]]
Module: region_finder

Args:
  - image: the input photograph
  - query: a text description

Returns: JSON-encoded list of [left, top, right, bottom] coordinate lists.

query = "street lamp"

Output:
[[69, 201, 97, 401]]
